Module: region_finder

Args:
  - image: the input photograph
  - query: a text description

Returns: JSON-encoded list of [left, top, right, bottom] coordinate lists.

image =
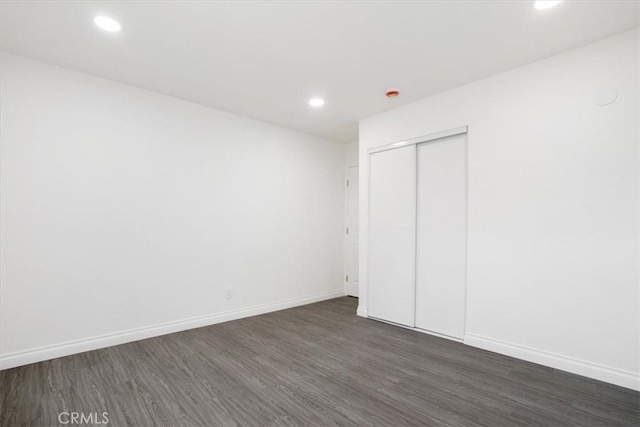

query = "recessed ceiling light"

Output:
[[308, 98, 325, 107], [534, 1, 562, 10], [94, 16, 122, 32]]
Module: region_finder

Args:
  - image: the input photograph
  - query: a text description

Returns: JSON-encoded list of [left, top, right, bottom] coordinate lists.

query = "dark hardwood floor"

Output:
[[1, 297, 638, 426]]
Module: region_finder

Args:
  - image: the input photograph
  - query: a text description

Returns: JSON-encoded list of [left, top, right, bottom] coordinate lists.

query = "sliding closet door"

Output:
[[415, 134, 466, 339], [368, 145, 416, 327]]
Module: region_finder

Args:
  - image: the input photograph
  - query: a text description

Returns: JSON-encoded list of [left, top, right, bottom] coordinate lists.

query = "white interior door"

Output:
[[368, 145, 416, 327], [415, 134, 467, 339], [346, 166, 359, 297]]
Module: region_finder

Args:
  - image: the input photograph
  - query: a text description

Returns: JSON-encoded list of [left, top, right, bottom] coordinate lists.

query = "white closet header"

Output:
[[367, 125, 468, 155]]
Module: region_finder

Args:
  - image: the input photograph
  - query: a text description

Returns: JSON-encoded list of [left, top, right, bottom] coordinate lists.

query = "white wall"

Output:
[[0, 52, 345, 368], [359, 29, 639, 390], [345, 140, 359, 168]]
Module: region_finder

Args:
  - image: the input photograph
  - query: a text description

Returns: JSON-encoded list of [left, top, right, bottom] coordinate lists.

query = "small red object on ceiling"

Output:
[[385, 89, 400, 98]]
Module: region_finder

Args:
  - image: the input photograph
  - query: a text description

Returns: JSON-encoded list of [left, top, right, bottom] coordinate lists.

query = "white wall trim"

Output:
[[356, 306, 368, 317], [465, 333, 640, 391], [367, 125, 468, 154], [343, 166, 351, 296], [344, 164, 359, 297], [0, 289, 344, 370]]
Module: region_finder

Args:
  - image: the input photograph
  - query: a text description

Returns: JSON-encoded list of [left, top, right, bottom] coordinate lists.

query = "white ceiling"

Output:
[[1, 1, 638, 142]]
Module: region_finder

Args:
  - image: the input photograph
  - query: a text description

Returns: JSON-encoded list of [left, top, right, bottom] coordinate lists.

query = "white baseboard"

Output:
[[0, 289, 345, 370], [356, 306, 368, 317], [464, 333, 640, 391]]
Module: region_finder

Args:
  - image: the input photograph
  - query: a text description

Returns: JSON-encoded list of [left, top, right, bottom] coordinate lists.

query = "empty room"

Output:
[[1, 0, 639, 425]]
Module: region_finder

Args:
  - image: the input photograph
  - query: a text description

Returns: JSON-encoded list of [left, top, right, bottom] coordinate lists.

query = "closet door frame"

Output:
[[366, 125, 468, 339], [368, 126, 468, 155]]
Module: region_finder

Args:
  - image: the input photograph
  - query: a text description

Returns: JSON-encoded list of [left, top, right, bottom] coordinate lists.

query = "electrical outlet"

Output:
[[226, 288, 233, 300]]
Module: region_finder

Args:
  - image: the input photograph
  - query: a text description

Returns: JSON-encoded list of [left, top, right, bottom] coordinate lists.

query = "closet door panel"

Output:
[[415, 134, 467, 338], [368, 145, 416, 327]]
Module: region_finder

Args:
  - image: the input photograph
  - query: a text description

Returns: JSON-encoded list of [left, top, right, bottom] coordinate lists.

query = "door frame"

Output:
[[344, 164, 359, 297], [367, 125, 468, 154]]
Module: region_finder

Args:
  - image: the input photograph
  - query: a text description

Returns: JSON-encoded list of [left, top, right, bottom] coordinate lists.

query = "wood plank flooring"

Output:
[[1, 297, 639, 426]]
